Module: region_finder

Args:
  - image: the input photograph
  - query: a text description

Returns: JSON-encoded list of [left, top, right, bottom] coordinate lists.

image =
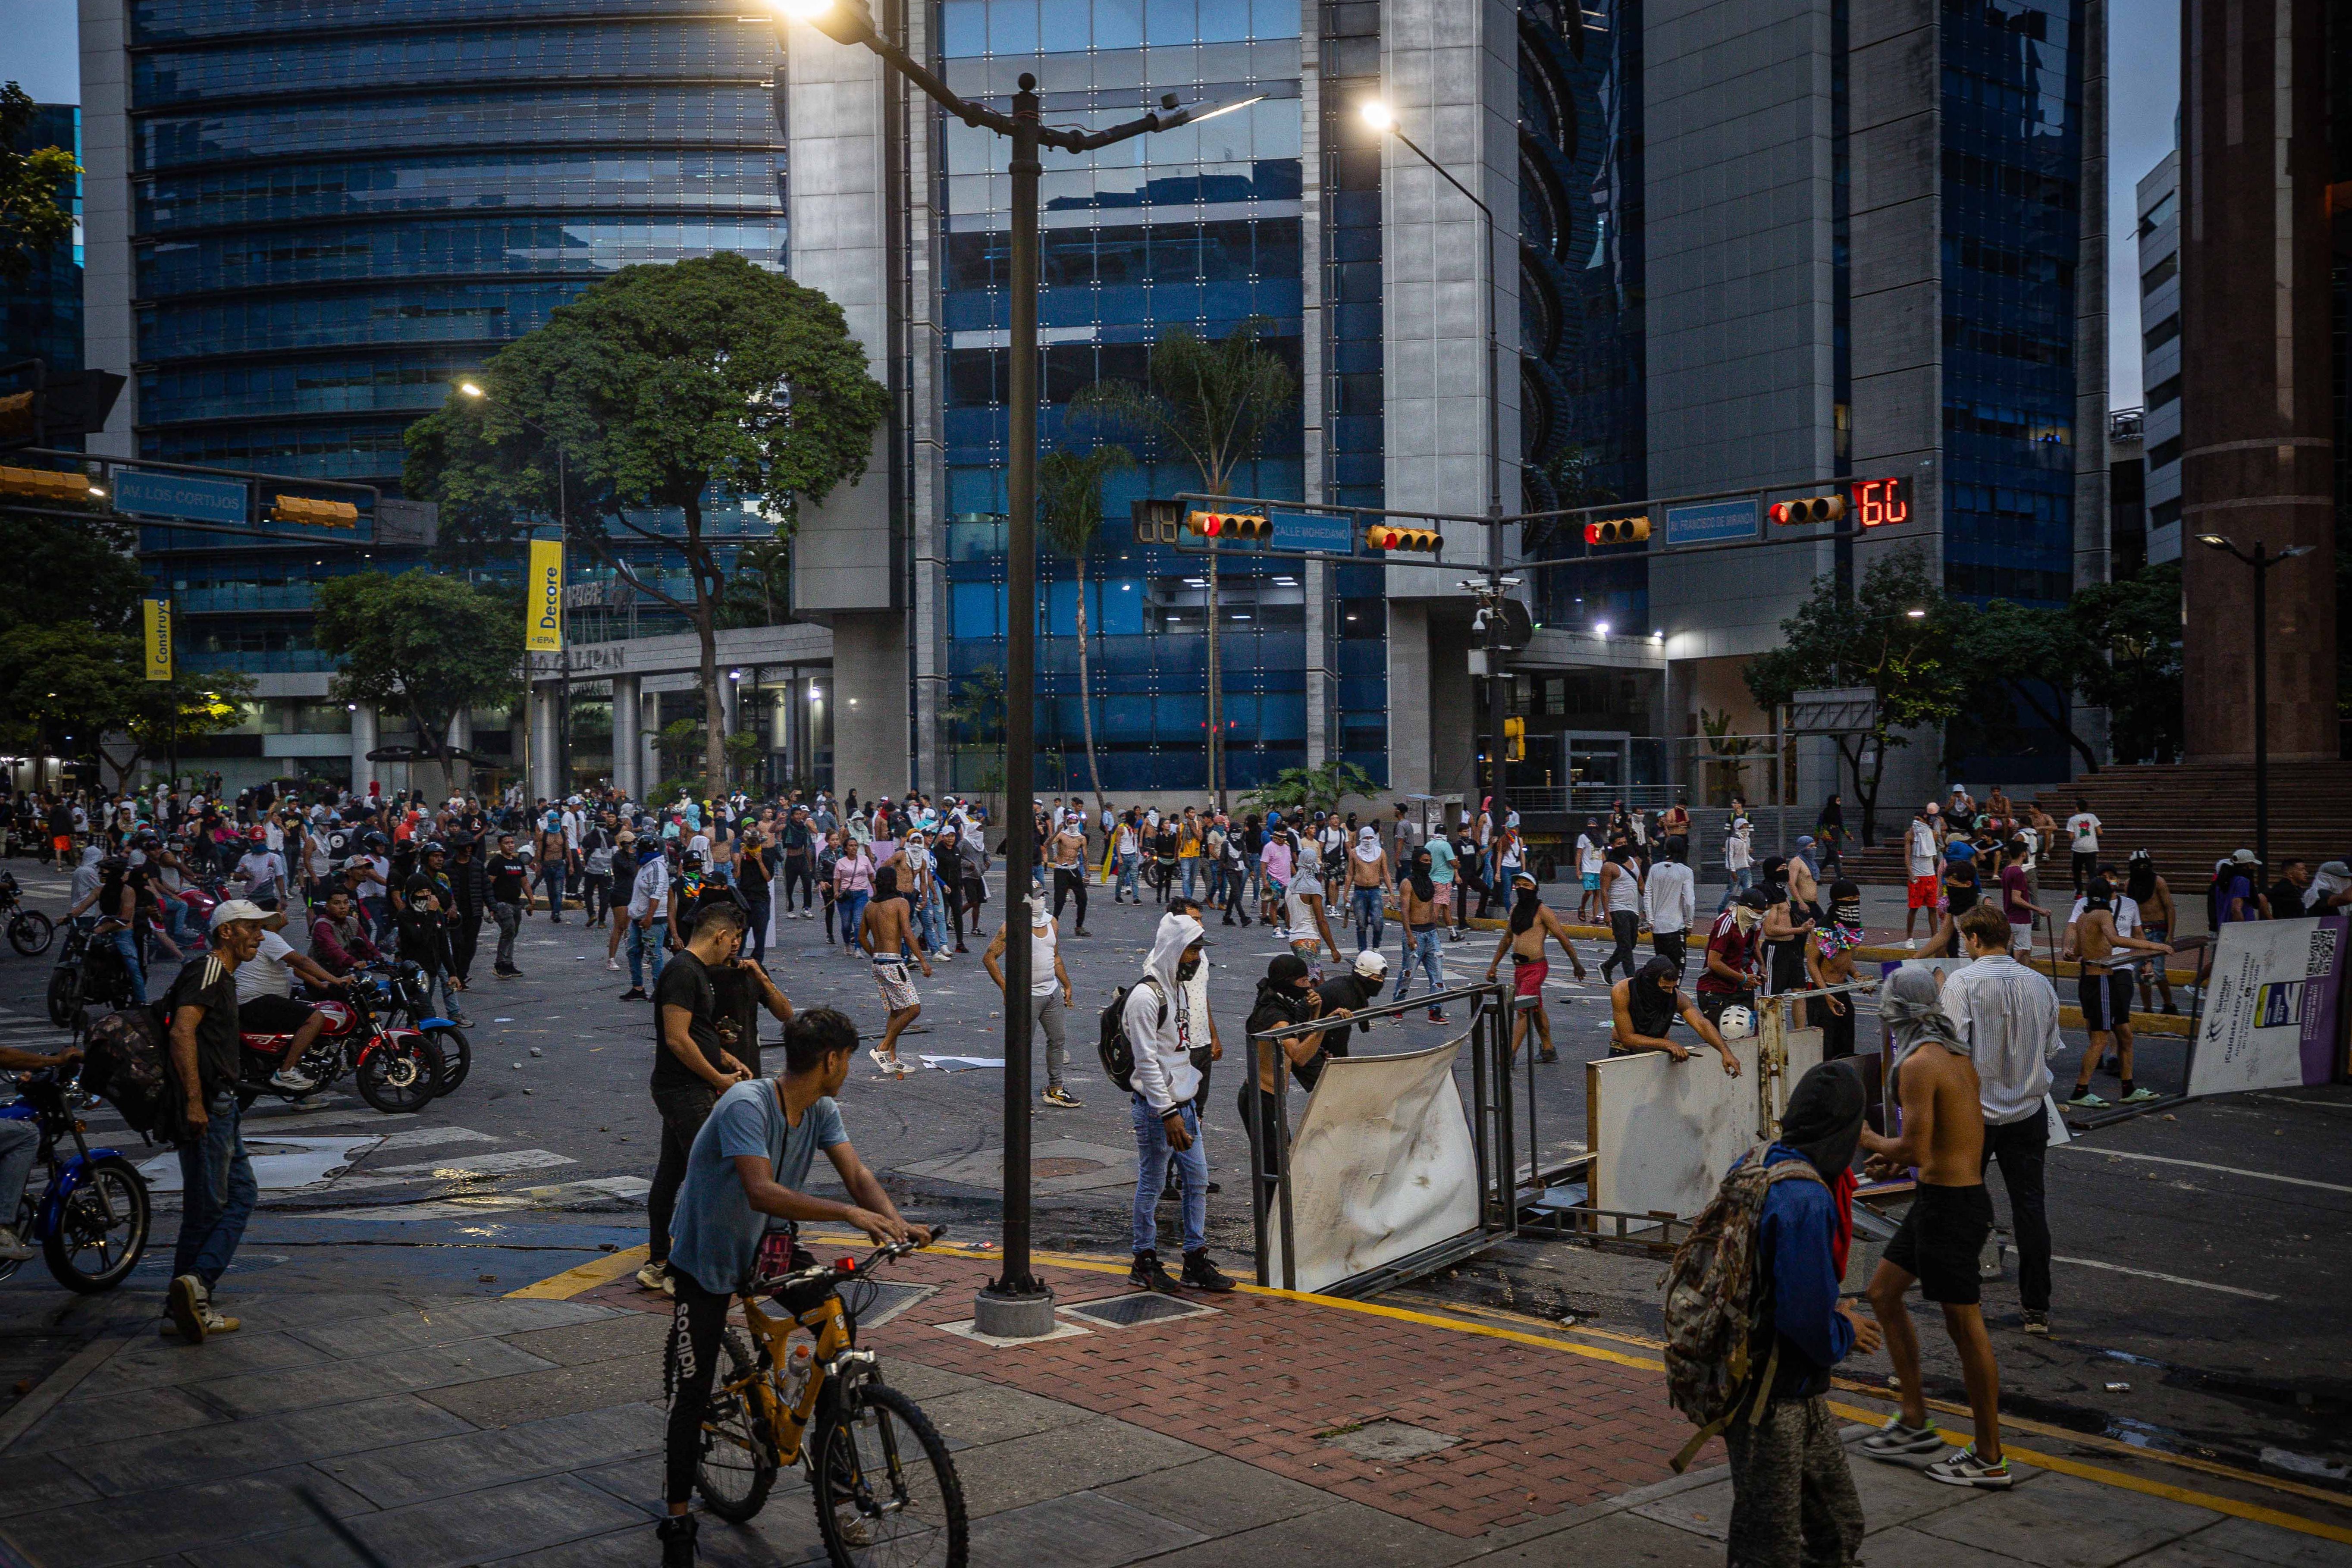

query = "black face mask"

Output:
[[1177, 955, 1202, 981]]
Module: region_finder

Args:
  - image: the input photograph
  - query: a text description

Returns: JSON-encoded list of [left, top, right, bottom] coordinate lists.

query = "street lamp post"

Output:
[[1362, 100, 1511, 824], [462, 380, 571, 801], [2195, 534, 2312, 873], [778, 0, 1258, 1338]]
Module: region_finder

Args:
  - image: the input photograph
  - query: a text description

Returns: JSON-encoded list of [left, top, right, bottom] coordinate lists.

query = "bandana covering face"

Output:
[[1814, 920, 1866, 960], [1731, 904, 1762, 935]]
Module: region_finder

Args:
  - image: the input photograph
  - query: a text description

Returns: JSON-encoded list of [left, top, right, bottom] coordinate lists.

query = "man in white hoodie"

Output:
[[1125, 911, 1234, 1294]]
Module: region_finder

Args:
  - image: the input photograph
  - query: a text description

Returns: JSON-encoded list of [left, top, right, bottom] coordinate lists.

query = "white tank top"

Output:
[[1606, 863, 1641, 914], [1026, 919, 1060, 998]]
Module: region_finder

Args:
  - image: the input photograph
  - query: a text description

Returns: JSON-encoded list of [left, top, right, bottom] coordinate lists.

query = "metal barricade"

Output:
[[1241, 980, 1517, 1295]]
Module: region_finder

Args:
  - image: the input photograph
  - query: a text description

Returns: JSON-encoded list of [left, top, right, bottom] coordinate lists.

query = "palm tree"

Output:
[[1072, 319, 1295, 809], [1038, 444, 1133, 820]]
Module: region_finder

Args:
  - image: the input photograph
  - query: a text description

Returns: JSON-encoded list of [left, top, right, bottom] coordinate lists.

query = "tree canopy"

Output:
[[0, 83, 76, 289], [404, 251, 888, 790], [314, 572, 522, 778]]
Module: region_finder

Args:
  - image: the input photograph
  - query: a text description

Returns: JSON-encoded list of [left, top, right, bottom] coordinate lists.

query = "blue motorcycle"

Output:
[[2, 1068, 151, 1292]]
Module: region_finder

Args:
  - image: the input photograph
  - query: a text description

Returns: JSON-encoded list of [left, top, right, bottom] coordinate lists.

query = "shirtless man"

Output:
[[1607, 955, 1739, 1074], [1485, 871, 1589, 1064], [1048, 816, 1091, 936], [858, 865, 931, 1076], [1858, 968, 2010, 1488], [2062, 876, 2171, 1108], [2123, 850, 2177, 1015]]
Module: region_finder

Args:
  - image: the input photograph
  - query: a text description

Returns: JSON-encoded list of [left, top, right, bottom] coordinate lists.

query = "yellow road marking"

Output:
[[506, 1243, 649, 1299]]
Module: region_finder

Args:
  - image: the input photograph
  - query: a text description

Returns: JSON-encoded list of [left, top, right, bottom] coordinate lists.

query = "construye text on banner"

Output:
[[142, 598, 172, 681]]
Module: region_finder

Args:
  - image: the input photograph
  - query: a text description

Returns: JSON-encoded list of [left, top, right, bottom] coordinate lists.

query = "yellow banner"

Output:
[[527, 538, 564, 652], [142, 598, 172, 681]]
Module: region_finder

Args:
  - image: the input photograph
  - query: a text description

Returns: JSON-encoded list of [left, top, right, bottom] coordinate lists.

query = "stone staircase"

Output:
[[2029, 760, 2352, 915]]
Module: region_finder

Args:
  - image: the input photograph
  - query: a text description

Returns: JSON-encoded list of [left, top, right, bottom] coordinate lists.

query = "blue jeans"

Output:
[[108, 929, 147, 1005], [836, 891, 869, 948], [173, 1091, 255, 1290], [1350, 885, 1385, 952], [1116, 853, 1140, 902], [1718, 866, 1756, 913], [539, 862, 568, 917], [918, 897, 947, 955], [1130, 1096, 1207, 1256], [0, 1117, 39, 1226], [1180, 858, 1199, 900], [627, 917, 669, 989], [1395, 925, 1445, 1004]]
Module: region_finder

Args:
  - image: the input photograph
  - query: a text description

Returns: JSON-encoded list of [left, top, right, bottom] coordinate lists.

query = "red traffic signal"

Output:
[[1849, 476, 1910, 527], [1186, 509, 1269, 540], [1365, 523, 1441, 553], [1584, 516, 1650, 546], [1769, 493, 1847, 526]]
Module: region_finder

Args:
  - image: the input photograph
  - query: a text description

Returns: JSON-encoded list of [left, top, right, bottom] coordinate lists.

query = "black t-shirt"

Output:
[[163, 952, 242, 1100], [485, 853, 528, 905], [1314, 975, 1376, 1045], [709, 963, 763, 1077], [650, 950, 726, 1092], [736, 850, 772, 896]]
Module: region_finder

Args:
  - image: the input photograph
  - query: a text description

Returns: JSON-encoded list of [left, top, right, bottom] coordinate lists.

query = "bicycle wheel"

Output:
[[9, 909, 54, 956], [693, 1329, 779, 1523], [44, 1154, 150, 1293], [812, 1382, 966, 1568], [423, 1026, 471, 1096], [354, 1033, 445, 1115], [46, 964, 81, 1029]]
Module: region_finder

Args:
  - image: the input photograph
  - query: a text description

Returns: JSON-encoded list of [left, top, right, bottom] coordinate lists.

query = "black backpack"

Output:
[[1098, 976, 1167, 1096], [81, 1004, 177, 1142]]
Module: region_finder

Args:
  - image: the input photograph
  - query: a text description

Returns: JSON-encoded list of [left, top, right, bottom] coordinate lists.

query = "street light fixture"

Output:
[[2195, 533, 2314, 872], [462, 376, 574, 799], [1361, 97, 1513, 826], [779, 0, 1255, 1342]]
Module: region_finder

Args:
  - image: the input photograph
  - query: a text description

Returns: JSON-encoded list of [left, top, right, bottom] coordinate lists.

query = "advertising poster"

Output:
[[2186, 915, 2347, 1098], [526, 538, 564, 652], [141, 597, 172, 681]]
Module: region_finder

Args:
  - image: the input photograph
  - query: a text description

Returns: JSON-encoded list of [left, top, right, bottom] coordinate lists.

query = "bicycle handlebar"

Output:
[[748, 1225, 948, 1296]]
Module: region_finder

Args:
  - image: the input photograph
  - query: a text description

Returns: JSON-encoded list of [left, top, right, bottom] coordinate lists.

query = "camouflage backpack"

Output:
[[1659, 1152, 1826, 1470], [80, 1004, 177, 1142]]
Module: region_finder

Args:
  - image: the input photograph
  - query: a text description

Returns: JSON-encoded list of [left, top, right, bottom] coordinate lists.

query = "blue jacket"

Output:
[[1756, 1144, 1854, 1400]]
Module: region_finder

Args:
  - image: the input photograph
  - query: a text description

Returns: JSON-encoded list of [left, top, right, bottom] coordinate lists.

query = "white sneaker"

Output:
[[0, 1226, 33, 1262], [270, 1068, 317, 1092], [605, 958, 621, 971]]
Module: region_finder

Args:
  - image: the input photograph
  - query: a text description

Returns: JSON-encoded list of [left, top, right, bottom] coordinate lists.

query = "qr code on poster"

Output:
[[2308, 925, 2338, 977]]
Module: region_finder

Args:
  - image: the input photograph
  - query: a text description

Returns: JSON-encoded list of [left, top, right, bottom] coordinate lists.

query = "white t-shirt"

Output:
[[2067, 812, 2101, 853], [236, 930, 298, 1003], [1907, 820, 1940, 879], [2068, 894, 2140, 940], [1577, 835, 1604, 875], [238, 850, 286, 896]]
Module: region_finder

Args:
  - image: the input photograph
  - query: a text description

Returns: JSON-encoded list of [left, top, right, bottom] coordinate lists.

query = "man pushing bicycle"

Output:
[[658, 978, 931, 1568]]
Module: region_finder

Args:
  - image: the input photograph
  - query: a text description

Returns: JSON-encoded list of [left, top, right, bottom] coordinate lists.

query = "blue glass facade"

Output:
[[933, 3, 1313, 791], [1938, 0, 2081, 607], [3, 105, 82, 376], [127, 0, 789, 672]]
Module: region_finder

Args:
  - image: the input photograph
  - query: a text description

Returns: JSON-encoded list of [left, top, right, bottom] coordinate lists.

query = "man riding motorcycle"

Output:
[[237, 909, 355, 1093]]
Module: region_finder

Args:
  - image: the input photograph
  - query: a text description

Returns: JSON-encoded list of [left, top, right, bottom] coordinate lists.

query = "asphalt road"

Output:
[[2, 858, 2345, 1497]]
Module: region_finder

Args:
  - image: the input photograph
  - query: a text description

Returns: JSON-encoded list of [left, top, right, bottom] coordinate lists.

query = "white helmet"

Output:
[[1716, 1005, 1755, 1041], [1353, 949, 1390, 980]]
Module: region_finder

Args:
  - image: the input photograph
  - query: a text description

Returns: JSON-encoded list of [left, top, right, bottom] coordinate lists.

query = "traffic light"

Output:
[[1365, 522, 1440, 553], [1186, 509, 1269, 540], [1849, 476, 1910, 528], [0, 368, 126, 448], [1131, 497, 1182, 544], [1584, 515, 1650, 546], [1769, 493, 1847, 526], [272, 494, 360, 528], [1503, 716, 1526, 762], [0, 464, 94, 504]]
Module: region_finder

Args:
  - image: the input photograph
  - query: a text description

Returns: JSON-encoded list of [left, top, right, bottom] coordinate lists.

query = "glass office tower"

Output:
[[122, 0, 790, 674]]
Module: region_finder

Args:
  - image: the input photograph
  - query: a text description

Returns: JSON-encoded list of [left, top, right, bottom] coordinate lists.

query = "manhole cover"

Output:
[[1320, 1421, 1461, 1461], [1060, 1293, 1223, 1329], [842, 1281, 937, 1330], [1031, 1157, 1105, 1178]]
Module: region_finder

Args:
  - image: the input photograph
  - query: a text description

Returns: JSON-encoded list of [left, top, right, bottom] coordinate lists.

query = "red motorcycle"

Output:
[[235, 966, 445, 1115]]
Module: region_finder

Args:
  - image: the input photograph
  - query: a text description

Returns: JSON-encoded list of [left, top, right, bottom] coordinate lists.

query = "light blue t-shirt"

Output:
[[1427, 838, 1457, 886], [668, 1079, 846, 1295]]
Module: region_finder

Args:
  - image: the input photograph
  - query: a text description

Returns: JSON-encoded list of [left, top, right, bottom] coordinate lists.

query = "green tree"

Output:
[[404, 252, 889, 787], [314, 572, 523, 784], [940, 665, 1007, 797], [1744, 552, 1968, 845], [115, 672, 258, 790], [0, 83, 76, 290], [716, 536, 793, 630], [1037, 443, 1132, 818], [0, 625, 139, 772], [1243, 760, 1386, 819], [0, 513, 145, 639], [1073, 319, 1296, 807], [2072, 561, 2183, 765], [1960, 599, 2105, 774]]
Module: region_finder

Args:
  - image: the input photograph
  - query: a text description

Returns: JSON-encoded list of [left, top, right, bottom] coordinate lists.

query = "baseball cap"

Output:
[[209, 898, 267, 929], [1353, 949, 1389, 978], [2231, 847, 2258, 864]]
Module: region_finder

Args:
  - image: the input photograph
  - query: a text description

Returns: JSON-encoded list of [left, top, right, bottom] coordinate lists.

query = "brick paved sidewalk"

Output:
[[0, 1243, 2346, 1567]]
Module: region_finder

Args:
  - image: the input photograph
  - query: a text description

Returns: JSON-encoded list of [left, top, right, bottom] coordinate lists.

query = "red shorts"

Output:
[[1907, 875, 1940, 910], [1514, 959, 1549, 997]]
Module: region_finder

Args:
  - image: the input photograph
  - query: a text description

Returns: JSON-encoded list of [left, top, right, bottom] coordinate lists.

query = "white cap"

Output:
[[1353, 949, 1389, 979], [209, 898, 267, 929]]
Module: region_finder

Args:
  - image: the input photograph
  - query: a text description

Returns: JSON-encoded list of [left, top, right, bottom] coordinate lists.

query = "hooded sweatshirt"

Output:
[[1751, 1060, 1867, 1400], [1126, 912, 1203, 1113]]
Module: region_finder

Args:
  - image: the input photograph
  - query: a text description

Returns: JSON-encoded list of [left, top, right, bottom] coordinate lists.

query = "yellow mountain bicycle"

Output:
[[683, 1234, 967, 1567]]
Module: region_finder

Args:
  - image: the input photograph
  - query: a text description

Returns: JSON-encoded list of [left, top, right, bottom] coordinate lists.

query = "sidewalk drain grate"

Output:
[[1320, 1421, 1462, 1461], [846, 1282, 938, 1330], [1060, 1293, 1223, 1329]]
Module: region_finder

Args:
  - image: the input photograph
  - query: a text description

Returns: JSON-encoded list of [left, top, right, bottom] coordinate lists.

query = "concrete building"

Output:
[[2134, 147, 2180, 567]]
